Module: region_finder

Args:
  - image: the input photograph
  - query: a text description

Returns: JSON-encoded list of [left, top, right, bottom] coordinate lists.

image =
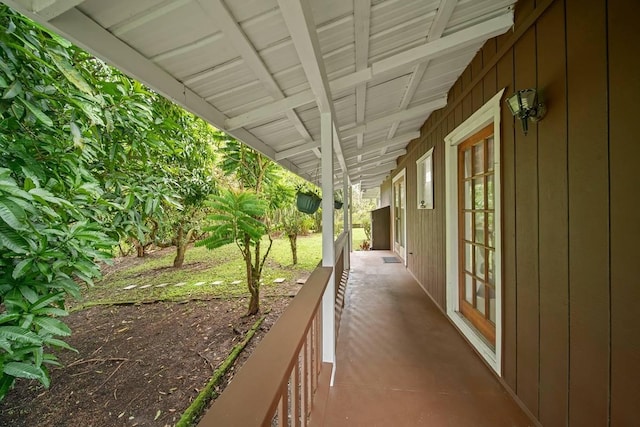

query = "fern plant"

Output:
[[197, 189, 272, 315]]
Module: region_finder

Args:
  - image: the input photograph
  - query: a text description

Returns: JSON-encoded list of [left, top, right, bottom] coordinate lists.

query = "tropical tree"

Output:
[[197, 189, 270, 315], [0, 8, 122, 398], [207, 133, 292, 314], [151, 99, 217, 267], [0, 7, 186, 397], [274, 206, 308, 265]]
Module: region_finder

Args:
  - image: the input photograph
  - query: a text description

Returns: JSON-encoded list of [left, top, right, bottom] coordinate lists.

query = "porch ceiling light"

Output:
[[506, 88, 546, 135]]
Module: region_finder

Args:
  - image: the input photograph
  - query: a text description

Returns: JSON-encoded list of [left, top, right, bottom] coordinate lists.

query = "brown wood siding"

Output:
[[380, 0, 639, 424], [609, 2, 640, 425], [536, 2, 569, 425], [513, 27, 539, 416], [566, 1, 610, 425]]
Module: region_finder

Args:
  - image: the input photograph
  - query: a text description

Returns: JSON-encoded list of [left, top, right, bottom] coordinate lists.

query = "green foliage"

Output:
[[0, 6, 213, 398], [197, 189, 272, 315], [363, 219, 371, 240], [197, 190, 267, 252]]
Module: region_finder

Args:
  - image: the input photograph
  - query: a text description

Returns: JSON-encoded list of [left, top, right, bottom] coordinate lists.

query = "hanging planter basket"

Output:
[[334, 200, 343, 209], [296, 192, 322, 214]]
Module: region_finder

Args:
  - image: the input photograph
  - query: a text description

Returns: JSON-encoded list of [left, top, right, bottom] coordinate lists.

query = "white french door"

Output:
[[392, 170, 406, 261]]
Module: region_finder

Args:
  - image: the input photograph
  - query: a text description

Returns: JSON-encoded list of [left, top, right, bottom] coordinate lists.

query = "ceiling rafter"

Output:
[[275, 132, 420, 164], [354, 0, 371, 150], [343, 131, 420, 159], [110, 0, 191, 36], [385, 0, 458, 147], [277, 0, 348, 174], [28, 0, 84, 21], [340, 97, 447, 139], [196, 0, 314, 144], [152, 32, 224, 63], [225, 12, 512, 131]]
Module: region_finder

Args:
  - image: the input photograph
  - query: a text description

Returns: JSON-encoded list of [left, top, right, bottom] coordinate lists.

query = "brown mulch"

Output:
[[0, 296, 292, 427]]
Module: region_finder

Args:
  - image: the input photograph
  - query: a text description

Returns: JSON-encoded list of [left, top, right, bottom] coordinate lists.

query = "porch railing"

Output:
[[334, 231, 348, 293], [197, 266, 332, 427]]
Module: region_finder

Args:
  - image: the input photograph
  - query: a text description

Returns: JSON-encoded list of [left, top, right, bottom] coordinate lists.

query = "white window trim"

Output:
[[416, 147, 434, 209], [392, 168, 407, 264], [444, 88, 505, 375]]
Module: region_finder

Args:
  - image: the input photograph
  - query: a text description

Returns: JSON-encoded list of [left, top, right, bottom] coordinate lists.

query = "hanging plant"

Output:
[[334, 190, 343, 209], [296, 185, 321, 214]]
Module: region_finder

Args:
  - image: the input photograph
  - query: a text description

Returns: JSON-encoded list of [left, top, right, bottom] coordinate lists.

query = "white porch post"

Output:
[[342, 174, 351, 270], [320, 112, 336, 365]]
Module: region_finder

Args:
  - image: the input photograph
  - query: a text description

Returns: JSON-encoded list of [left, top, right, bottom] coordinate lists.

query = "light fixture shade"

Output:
[[506, 89, 538, 117], [505, 88, 545, 135]]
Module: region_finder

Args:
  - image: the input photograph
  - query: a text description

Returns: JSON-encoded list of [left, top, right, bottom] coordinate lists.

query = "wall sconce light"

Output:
[[506, 88, 546, 135]]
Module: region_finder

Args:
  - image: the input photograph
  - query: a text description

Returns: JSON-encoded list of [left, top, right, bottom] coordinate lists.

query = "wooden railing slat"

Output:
[[197, 267, 332, 427]]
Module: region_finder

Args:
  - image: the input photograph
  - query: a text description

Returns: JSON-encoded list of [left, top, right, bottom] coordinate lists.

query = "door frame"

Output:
[[391, 168, 406, 263], [444, 89, 505, 375]]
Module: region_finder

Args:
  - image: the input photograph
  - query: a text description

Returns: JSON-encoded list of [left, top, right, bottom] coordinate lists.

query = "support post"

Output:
[[320, 112, 335, 366], [342, 174, 351, 270]]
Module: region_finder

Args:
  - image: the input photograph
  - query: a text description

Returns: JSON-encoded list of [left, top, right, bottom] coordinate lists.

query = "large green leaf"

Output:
[[0, 226, 28, 253], [49, 52, 93, 95], [33, 317, 71, 336], [0, 326, 42, 345], [30, 292, 65, 312], [3, 362, 48, 387], [1, 80, 21, 99], [0, 197, 26, 230], [12, 258, 32, 279], [18, 98, 53, 127], [43, 337, 77, 353]]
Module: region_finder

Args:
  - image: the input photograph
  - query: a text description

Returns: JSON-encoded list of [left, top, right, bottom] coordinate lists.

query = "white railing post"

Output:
[[320, 112, 335, 366], [342, 174, 350, 270]]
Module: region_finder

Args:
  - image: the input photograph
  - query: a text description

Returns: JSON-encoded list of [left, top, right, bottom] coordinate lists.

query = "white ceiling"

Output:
[[3, 0, 515, 189]]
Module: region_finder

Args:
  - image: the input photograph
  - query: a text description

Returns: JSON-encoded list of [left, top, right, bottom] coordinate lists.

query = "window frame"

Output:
[[416, 147, 435, 210]]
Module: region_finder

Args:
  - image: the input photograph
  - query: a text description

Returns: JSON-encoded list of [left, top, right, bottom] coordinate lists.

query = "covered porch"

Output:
[[201, 247, 532, 426], [311, 250, 530, 426]]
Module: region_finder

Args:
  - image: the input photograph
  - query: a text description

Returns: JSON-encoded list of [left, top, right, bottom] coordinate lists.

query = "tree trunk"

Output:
[[288, 233, 298, 265], [134, 240, 145, 257], [174, 226, 185, 268], [243, 234, 260, 316], [247, 279, 260, 315]]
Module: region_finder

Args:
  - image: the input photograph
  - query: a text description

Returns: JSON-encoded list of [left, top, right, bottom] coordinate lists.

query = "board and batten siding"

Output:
[[379, 0, 639, 425]]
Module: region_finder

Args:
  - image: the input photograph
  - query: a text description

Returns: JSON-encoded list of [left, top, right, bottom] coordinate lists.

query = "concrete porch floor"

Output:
[[310, 250, 533, 427]]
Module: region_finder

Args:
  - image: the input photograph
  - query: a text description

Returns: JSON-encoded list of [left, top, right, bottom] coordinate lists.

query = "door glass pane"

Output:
[[464, 180, 472, 209], [465, 213, 472, 241], [488, 250, 494, 285], [487, 175, 494, 209], [465, 274, 473, 303], [487, 213, 494, 247], [487, 137, 495, 171], [475, 246, 485, 279], [474, 213, 485, 244], [465, 243, 473, 272], [472, 143, 484, 174], [399, 182, 405, 246], [476, 282, 486, 314], [464, 149, 472, 178], [473, 178, 484, 209]]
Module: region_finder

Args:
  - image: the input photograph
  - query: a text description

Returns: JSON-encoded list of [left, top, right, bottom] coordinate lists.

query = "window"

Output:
[[416, 147, 434, 209]]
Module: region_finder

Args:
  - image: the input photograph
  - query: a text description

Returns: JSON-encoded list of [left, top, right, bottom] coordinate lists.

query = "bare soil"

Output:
[[0, 251, 297, 427]]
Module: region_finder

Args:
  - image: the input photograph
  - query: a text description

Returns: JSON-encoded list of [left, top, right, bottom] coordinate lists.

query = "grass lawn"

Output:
[[351, 227, 367, 250], [76, 233, 324, 309]]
